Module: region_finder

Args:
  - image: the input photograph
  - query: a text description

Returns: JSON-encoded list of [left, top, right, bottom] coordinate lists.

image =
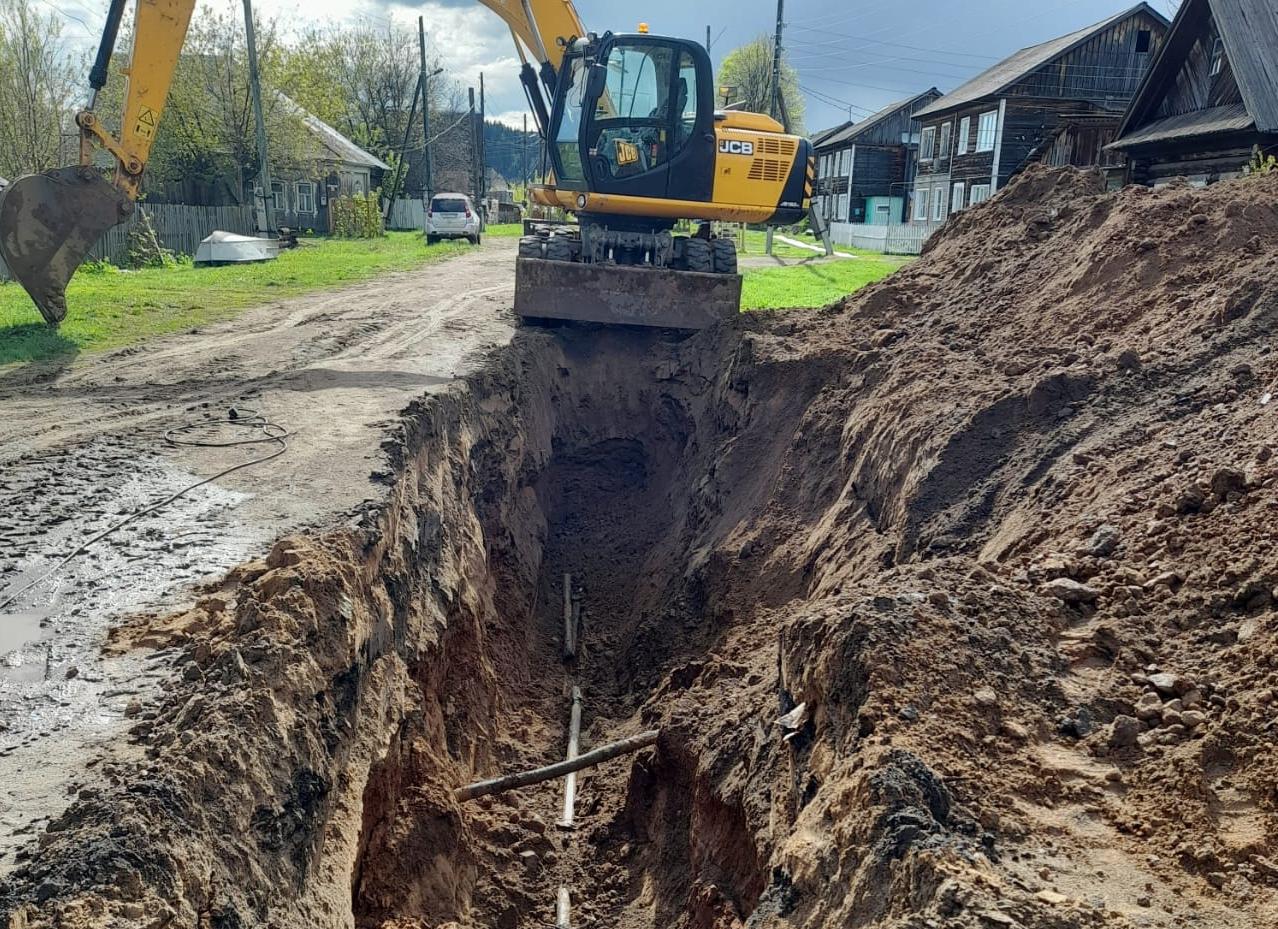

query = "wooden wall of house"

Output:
[[1157, 12, 1244, 119], [1008, 10, 1168, 109], [1127, 130, 1273, 184], [1040, 123, 1124, 169], [853, 146, 904, 199]]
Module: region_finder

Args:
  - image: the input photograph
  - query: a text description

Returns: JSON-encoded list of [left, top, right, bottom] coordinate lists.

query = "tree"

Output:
[[0, 0, 80, 179], [97, 8, 314, 200], [717, 35, 805, 135]]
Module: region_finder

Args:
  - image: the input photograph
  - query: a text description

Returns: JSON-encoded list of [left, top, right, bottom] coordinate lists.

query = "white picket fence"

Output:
[[0, 202, 257, 281], [829, 221, 940, 256]]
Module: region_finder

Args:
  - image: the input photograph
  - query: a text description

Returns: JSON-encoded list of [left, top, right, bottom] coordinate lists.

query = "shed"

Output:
[[1108, 0, 1278, 184]]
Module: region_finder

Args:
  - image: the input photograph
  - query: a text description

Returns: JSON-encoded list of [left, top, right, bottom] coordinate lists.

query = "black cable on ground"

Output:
[[0, 408, 288, 614]]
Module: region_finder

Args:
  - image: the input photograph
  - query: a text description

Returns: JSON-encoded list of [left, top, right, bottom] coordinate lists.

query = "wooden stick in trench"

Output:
[[454, 730, 660, 802]]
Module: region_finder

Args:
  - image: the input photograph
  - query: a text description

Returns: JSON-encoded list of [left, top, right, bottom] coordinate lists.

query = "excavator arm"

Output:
[[0, 0, 584, 326], [0, 0, 197, 325]]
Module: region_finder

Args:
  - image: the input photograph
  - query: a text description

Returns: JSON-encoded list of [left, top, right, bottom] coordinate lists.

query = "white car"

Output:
[[426, 193, 482, 245]]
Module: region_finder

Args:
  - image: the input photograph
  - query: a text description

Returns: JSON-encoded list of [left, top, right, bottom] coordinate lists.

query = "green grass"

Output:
[[0, 232, 466, 367], [484, 223, 524, 238], [741, 255, 910, 311]]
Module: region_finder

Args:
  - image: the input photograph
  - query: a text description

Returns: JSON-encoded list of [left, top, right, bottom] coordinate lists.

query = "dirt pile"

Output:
[[3, 166, 1277, 929]]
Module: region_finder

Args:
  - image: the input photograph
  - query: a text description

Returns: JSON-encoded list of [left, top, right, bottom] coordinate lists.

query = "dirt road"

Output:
[[0, 239, 516, 870]]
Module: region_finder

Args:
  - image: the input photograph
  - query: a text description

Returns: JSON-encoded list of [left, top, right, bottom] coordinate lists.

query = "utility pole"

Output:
[[242, 0, 273, 234], [770, 0, 785, 123], [418, 17, 435, 206], [766, 0, 785, 257], [706, 25, 711, 52], [479, 72, 487, 230], [522, 112, 529, 193], [469, 87, 481, 210]]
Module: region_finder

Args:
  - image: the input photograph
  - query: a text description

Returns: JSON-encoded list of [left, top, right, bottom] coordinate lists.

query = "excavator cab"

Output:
[[548, 35, 715, 205]]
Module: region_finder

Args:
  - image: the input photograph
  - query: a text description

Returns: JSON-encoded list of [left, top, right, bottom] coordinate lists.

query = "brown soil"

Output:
[[4, 167, 1277, 929]]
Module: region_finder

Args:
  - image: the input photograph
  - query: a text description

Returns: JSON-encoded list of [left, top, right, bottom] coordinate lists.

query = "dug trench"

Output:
[[5, 166, 1278, 929]]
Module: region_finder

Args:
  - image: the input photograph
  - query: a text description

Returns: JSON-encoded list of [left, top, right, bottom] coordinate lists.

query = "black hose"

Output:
[[0, 408, 288, 614]]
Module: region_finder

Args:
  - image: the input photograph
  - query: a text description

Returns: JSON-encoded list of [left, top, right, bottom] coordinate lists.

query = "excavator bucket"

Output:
[[515, 258, 741, 330], [0, 166, 131, 326]]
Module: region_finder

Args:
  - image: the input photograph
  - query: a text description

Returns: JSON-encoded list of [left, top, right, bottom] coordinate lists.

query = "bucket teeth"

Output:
[[0, 166, 131, 326]]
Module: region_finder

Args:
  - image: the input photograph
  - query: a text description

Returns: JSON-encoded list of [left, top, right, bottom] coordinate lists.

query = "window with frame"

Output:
[[951, 182, 966, 214], [932, 186, 946, 222], [920, 126, 936, 162], [914, 186, 929, 221], [1136, 29, 1152, 54], [1209, 36, 1224, 76], [939, 121, 952, 159], [957, 116, 971, 155], [969, 183, 991, 205], [295, 181, 315, 214], [976, 110, 998, 152], [270, 181, 285, 212]]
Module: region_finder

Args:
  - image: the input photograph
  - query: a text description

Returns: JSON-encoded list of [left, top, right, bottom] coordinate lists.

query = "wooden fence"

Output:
[[0, 202, 257, 280]]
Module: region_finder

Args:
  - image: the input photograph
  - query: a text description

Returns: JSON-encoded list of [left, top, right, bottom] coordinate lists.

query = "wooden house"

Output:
[[1109, 0, 1278, 185], [813, 89, 942, 225], [911, 3, 1169, 224]]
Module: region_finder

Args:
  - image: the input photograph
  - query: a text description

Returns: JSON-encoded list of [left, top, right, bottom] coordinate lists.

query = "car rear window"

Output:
[[432, 198, 468, 212]]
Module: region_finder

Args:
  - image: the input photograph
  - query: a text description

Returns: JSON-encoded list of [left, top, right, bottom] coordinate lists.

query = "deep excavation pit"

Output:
[[6, 167, 1278, 929]]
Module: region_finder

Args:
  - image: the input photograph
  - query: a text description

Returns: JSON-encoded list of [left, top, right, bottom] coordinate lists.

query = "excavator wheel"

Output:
[[712, 238, 738, 275], [518, 235, 543, 259], [685, 238, 713, 274]]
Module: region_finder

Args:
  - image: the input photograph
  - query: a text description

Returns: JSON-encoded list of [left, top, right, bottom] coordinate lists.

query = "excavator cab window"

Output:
[[547, 35, 715, 203]]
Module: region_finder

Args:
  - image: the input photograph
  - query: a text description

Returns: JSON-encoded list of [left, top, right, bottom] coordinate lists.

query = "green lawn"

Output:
[[0, 233, 466, 367], [484, 223, 524, 238], [741, 255, 910, 311]]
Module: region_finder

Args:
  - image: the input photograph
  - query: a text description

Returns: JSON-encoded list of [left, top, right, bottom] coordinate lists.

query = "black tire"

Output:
[[711, 238, 738, 275], [545, 235, 575, 263], [685, 238, 713, 274], [518, 235, 544, 259], [426, 234, 438, 245], [475, 235, 482, 245]]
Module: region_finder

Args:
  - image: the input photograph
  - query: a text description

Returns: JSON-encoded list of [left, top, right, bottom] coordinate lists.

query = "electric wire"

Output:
[[0, 408, 289, 615]]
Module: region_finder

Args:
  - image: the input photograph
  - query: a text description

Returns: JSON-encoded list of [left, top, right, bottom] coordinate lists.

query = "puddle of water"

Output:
[[0, 609, 48, 656]]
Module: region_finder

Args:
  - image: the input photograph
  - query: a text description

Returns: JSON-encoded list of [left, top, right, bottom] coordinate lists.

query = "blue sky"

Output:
[[51, 0, 1184, 132]]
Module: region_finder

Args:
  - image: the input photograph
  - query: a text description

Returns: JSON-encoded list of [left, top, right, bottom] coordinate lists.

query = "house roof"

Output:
[[811, 122, 852, 147], [915, 3, 1168, 118], [277, 94, 391, 171], [817, 88, 942, 149], [1115, 0, 1278, 146], [1111, 102, 1255, 148]]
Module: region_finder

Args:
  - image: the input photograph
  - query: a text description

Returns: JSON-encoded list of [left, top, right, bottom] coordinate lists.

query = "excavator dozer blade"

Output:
[[515, 258, 741, 330], [0, 167, 131, 326]]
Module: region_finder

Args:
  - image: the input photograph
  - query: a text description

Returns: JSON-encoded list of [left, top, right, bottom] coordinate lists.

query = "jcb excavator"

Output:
[[0, 0, 813, 330]]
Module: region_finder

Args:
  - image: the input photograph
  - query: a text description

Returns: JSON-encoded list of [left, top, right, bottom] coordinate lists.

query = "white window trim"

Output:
[[951, 182, 966, 214], [976, 110, 998, 153], [294, 181, 316, 214], [920, 126, 936, 163], [939, 121, 952, 160], [270, 181, 286, 212], [970, 183, 991, 206], [932, 185, 947, 222], [958, 116, 971, 155], [914, 186, 929, 221]]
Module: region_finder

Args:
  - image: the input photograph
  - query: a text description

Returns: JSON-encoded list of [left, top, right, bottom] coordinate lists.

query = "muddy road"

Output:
[[0, 239, 515, 869]]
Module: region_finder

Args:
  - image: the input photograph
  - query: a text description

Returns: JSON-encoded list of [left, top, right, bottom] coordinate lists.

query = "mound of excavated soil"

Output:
[[4, 166, 1277, 929]]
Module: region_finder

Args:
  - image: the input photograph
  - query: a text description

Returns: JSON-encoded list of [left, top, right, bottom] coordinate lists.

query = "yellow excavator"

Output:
[[0, 0, 814, 330]]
